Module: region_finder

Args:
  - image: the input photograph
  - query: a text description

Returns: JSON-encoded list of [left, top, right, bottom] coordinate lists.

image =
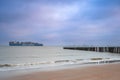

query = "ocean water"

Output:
[[0, 46, 120, 72]]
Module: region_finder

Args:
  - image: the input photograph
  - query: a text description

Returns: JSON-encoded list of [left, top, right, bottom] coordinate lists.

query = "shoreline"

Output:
[[2, 63, 120, 80], [1, 59, 120, 79]]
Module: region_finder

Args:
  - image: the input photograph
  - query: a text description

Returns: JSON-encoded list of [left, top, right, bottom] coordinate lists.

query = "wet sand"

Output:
[[4, 63, 120, 80]]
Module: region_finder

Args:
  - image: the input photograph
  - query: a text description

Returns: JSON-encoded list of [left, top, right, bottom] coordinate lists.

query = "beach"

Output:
[[3, 63, 120, 80], [0, 46, 120, 80]]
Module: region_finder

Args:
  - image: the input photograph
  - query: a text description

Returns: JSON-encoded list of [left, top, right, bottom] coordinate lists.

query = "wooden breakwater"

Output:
[[63, 47, 120, 53]]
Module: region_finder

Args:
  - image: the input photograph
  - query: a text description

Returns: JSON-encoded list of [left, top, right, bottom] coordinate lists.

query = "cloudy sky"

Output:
[[0, 0, 120, 46]]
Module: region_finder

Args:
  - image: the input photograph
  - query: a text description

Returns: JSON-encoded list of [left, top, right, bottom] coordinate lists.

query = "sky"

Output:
[[0, 0, 120, 46]]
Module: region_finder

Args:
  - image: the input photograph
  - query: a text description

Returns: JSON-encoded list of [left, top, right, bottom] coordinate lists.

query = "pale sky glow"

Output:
[[0, 0, 120, 46]]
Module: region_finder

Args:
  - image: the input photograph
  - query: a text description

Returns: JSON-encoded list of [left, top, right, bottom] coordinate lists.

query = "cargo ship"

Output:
[[9, 41, 43, 46]]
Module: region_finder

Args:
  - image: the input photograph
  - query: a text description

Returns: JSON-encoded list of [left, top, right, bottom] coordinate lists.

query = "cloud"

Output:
[[0, 1, 82, 37], [0, 0, 120, 46], [25, 2, 81, 29]]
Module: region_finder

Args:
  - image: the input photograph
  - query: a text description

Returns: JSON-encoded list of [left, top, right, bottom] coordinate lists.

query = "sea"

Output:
[[0, 46, 120, 78]]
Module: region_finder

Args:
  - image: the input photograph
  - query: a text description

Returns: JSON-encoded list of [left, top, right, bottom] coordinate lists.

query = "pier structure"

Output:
[[63, 47, 120, 54]]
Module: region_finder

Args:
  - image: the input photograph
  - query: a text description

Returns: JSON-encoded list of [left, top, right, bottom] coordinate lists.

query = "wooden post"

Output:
[[118, 47, 120, 53]]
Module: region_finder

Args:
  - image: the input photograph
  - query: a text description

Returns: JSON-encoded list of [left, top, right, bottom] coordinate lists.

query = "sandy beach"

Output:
[[3, 63, 120, 80]]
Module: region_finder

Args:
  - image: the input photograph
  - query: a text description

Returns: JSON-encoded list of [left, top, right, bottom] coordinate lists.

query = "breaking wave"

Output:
[[0, 58, 120, 72]]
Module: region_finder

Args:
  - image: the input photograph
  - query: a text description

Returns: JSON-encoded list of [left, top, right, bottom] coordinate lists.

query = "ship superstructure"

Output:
[[9, 41, 43, 46]]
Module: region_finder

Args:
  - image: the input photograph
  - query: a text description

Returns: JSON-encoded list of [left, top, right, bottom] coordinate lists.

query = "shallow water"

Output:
[[0, 46, 120, 71]]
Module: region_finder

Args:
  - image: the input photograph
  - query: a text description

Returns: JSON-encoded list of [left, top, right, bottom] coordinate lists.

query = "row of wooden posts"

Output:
[[63, 47, 120, 53]]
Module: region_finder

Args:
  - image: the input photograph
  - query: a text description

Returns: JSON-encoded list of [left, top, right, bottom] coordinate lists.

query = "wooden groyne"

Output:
[[63, 47, 120, 53]]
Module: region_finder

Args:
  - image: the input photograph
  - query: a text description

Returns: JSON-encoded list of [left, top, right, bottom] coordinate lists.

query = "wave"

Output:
[[0, 58, 120, 71], [0, 61, 52, 68], [0, 64, 15, 67]]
